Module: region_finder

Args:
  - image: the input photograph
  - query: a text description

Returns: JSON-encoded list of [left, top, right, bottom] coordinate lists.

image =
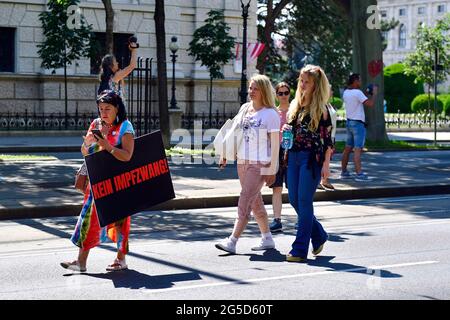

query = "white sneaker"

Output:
[[215, 238, 236, 254], [251, 237, 275, 251]]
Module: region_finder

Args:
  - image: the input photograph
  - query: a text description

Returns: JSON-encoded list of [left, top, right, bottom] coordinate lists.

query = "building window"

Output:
[[90, 32, 133, 75], [399, 8, 406, 16], [381, 10, 387, 18], [437, 4, 446, 13], [399, 24, 407, 48], [418, 7, 425, 15], [0, 27, 15, 72]]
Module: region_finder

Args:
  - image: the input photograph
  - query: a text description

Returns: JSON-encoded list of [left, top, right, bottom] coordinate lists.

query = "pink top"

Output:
[[278, 108, 288, 143]]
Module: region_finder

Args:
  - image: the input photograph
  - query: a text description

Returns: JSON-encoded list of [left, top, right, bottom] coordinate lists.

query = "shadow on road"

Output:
[[309, 256, 402, 279], [64, 269, 202, 290]]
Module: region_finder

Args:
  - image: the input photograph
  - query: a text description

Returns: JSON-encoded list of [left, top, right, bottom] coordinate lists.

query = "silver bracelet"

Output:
[[110, 148, 115, 155]]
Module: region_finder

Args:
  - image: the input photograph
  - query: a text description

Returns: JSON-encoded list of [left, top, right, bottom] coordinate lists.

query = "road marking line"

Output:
[[143, 260, 438, 294]]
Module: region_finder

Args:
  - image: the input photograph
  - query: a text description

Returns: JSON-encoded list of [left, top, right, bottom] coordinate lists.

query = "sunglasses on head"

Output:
[[277, 91, 290, 96]]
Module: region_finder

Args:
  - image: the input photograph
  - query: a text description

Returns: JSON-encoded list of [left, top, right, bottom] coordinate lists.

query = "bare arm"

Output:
[[112, 48, 138, 82], [262, 131, 279, 175], [97, 133, 135, 162], [321, 147, 333, 181], [363, 96, 376, 108]]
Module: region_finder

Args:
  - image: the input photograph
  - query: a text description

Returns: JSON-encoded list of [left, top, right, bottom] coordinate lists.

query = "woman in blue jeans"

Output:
[[284, 65, 334, 262]]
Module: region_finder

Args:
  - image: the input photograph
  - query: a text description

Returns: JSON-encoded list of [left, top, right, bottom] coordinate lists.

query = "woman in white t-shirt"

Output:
[[215, 74, 280, 254]]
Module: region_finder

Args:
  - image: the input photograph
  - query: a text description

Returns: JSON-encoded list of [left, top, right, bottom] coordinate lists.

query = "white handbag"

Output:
[[213, 103, 250, 161]]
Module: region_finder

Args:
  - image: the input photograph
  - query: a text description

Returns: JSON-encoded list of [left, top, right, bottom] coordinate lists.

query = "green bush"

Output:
[[330, 97, 343, 109], [439, 94, 450, 115], [411, 94, 443, 113], [384, 63, 424, 113]]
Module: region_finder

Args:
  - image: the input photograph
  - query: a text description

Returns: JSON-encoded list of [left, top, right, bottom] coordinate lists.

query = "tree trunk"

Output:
[[209, 77, 213, 128], [349, 0, 388, 142], [256, 0, 290, 74], [102, 0, 114, 54], [154, 0, 170, 148]]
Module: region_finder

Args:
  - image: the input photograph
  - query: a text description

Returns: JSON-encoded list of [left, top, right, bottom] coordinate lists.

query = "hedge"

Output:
[[440, 94, 450, 115], [330, 97, 343, 109], [411, 94, 444, 113], [384, 63, 424, 113]]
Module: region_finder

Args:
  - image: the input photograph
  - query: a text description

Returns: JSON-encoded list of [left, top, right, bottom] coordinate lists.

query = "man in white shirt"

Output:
[[341, 74, 377, 181]]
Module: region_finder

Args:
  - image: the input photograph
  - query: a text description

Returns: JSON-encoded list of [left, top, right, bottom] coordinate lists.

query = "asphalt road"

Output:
[[0, 194, 449, 301]]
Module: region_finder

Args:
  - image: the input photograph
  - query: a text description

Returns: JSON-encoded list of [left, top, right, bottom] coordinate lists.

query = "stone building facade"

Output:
[[378, 0, 450, 91], [379, 0, 449, 66], [0, 0, 258, 118]]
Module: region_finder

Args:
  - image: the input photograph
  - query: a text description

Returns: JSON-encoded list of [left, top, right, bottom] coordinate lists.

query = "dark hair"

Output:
[[347, 73, 360, 86], [98, 54, 116, 94], [96, 90, 127, 125], [275, 82, 291, 93]]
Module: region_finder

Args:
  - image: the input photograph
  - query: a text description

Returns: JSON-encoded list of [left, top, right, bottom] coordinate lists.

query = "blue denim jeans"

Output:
[[346, 120, 366, 148], [287, 151, 328, 258]]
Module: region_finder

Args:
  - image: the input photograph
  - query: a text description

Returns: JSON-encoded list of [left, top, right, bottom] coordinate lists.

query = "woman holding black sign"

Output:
[[61, 90, 135, 272]]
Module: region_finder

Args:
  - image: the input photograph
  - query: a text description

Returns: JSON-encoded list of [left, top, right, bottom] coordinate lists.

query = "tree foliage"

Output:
[[38, 0, 92, 73], [188, 10, 235, 80], [381, 18, 399, 51], [256, 0, 291, 76], [404, 14, 450, 93], [286, 0, 352, 90], [257, 0, 352, 90]]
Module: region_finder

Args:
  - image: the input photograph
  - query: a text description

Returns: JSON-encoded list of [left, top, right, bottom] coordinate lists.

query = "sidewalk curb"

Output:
[[1, 184, 449, 221]]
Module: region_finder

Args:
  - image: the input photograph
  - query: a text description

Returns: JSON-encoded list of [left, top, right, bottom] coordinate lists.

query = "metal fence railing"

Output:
[[1, 111, 448, 132]]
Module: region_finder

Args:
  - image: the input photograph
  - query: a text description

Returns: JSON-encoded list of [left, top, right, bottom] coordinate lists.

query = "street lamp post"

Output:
[[240, 0, 251, 105], [433, 47, 444, 146], [169, 36, 179, 109]]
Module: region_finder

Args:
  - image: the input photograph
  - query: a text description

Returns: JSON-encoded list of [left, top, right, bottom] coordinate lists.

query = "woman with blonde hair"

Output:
[[215, 74, 280, 254], [284, 65, 333, 262]]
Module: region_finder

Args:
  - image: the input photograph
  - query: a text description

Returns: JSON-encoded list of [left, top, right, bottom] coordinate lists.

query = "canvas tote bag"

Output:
[[213, 103, 250, 161]]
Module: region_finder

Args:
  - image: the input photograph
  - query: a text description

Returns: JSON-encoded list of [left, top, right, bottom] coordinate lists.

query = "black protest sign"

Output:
[[85, 130, 175, 227]]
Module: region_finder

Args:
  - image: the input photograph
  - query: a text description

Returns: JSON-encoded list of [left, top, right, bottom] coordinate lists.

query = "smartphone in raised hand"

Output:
[[91, 129, 103, 140]]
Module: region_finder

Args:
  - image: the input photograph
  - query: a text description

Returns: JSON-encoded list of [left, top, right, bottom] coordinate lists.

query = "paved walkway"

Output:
[[1, 149, 450, 220]]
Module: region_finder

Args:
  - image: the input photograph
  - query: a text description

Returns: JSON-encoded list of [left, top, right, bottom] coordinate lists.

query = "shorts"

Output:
[[269, 148, 287, 189], [346, 120, 366, 149]]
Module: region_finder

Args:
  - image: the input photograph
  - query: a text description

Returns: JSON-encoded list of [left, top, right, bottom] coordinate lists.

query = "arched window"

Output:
[[399, 24, 407, 48]]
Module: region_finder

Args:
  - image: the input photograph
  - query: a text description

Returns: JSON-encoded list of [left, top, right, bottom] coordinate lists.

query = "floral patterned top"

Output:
[[289, 107, 334, 167]]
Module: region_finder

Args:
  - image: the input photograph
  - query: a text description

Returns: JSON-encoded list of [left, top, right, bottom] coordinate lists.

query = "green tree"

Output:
[[188, 10, 235, 125], [256, 0, 291, 75], [284, 0, 352, 91], [38, 0, 92, 128], [380, 18, 399, 51], [404, 14, 450, 114]]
